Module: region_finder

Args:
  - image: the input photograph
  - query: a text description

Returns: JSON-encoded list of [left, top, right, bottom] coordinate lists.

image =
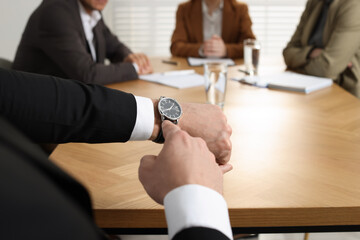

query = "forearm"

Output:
[[283, 45, 314, 69], [170, 42, 202, 57], [0, 69, 137, 143], [81, 62, 139, 84], [225, 43, 244, 59]]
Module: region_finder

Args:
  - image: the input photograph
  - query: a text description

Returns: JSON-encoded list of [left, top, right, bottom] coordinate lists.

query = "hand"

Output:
[[179, 102, 232, 165], [150, 100, 232, 165], [309, 48, 323, 59], [203, 35, 227, 58], [348, 62, 353, 68], [139, 121, 233, 204], [124, 53, 153, 74]]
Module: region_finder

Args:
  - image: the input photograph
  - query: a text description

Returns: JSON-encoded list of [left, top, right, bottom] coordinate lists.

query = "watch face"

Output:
[[159, 97, 182, 121]]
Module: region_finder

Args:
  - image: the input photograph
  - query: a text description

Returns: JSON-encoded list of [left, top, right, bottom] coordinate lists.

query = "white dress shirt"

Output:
[[202, 0, 224, 41], [199, 0, 224, 56]]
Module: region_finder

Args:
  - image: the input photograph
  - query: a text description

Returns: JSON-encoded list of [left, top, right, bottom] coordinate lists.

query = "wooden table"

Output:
[[51, 57, 360, 234]]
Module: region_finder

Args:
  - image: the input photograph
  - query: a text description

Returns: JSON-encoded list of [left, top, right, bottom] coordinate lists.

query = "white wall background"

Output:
[[0, 0, 42, 61], [0, 0, 113, 61]]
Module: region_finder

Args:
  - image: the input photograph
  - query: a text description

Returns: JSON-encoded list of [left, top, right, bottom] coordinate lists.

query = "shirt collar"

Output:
[[78, 0, 102, 28], [202, 0, 224, 15]]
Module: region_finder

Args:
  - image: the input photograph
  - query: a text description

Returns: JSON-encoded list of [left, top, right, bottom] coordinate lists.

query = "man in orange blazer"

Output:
[[171, 0, 255, 58]]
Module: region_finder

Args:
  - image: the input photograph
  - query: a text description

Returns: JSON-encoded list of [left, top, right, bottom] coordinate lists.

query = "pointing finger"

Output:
[[162, 120, 181, 140]]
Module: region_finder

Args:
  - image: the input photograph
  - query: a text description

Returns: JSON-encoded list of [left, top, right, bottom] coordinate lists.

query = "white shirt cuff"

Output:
[[164, 184, 233, 240], [132, 63, 139, 73], [129, 96, 154, 141]]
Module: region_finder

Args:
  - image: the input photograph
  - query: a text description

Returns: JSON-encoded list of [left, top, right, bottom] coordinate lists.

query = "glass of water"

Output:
[[244, 39, 261, 75], [204, 62, 228, 109]]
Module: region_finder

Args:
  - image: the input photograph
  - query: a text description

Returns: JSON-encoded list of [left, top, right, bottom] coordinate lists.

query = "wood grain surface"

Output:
[[51, 57, 360, 229]]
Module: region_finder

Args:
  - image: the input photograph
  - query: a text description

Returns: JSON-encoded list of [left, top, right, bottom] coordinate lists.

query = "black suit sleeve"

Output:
[[37, 2, 138, 84], [0, 68, 137, 143], [173, 227, 231, 240]]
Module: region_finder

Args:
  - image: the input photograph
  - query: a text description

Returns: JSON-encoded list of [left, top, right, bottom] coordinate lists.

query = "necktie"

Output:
[[308, 0, 334, 48]]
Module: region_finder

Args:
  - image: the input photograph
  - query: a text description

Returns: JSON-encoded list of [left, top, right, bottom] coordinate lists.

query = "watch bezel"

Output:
[[158, 97, 182, 121]]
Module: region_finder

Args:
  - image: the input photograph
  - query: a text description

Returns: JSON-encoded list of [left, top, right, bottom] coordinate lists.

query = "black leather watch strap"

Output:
[[152, 127, 165, 144]]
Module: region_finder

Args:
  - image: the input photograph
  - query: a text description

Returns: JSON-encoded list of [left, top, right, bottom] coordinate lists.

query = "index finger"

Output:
[[162, 120, 181, 140]]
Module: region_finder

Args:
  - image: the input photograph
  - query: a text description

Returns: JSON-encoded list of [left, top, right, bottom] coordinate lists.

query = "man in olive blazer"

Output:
[[12, 0, 152, 85], [171, 0, 255, 58], [283, 0, 360, 98]]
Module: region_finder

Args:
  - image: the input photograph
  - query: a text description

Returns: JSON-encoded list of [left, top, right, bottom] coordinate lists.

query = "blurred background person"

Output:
[[170, 0, 255, 58], [283, 0, 360, 98], [12, 0, 153, 85]]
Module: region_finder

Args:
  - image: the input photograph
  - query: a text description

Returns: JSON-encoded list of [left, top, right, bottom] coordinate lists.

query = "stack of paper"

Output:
[[187, 57, 235, 66], [233, 72, 333, 94], [140, 70, 204, 89]]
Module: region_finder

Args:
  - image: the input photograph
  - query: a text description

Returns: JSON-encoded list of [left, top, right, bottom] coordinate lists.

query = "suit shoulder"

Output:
[[341, 0, 360, 9], [176, 0, 197, 11], [232, 0, 248, 7], [230, 0, 250, 12], [38, 0, 78, 28], [40, 0, 74, 10], [39, 0, 78, 19]]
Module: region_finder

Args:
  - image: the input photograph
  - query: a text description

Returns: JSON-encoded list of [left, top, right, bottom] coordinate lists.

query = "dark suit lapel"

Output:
[[190, 0, 203, 43], [71, 0, 87, 43], [221, 0, 235, 42], [70, 0, 94, 58]]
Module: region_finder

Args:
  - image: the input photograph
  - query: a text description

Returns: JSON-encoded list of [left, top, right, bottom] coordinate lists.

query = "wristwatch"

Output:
[[153, 96, 182, 143]]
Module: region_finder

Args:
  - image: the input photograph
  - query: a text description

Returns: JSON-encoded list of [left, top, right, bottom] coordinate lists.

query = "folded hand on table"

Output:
[[309, 48, 353, 68], [203, 35, 227, 58]]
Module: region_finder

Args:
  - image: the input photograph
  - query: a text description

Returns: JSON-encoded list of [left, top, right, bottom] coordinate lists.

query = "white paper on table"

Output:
[[140, 72, 205, 89], [232, 71, 333, 94], [187, 57, 235, 66]]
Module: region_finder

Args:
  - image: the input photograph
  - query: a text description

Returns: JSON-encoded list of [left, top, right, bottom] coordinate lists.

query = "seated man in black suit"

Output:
[[0, 68, 233, 240], [12, 0, 153, 84]]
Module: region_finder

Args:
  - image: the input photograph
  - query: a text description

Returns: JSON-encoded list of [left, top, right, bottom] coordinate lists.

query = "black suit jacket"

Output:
[[12, 0, 138, 84], [0, 69, 230, 240]]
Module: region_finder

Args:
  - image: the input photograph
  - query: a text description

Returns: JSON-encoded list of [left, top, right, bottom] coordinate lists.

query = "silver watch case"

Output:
[[157, 96, 182, 123]]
